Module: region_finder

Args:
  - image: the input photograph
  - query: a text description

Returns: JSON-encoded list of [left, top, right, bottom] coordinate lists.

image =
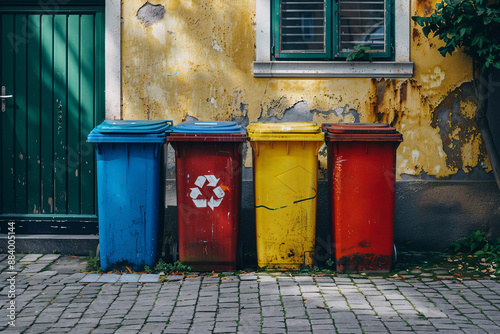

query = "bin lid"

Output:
[[171, 121, 244, 133], [168, 121, 247, 142], [87, 120, 172, 144], [322, 123, 403, 142], [247, 122, 324, 141], [92, 120, 173, 134]]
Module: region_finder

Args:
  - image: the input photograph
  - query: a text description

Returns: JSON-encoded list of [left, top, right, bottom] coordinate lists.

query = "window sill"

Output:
[[252, 61, 414, 78]]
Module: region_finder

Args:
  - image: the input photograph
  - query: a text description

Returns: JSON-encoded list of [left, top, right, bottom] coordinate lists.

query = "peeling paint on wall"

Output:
[[137, 2, 166, 28], [122, 0, 492, 180]]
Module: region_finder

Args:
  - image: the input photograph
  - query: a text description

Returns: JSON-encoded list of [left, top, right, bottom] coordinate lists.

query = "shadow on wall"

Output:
[[394, 181, 500, 251], [487, 68, 500, 167]]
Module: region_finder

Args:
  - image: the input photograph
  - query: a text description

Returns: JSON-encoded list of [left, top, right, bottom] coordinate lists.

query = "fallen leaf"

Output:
[[311, 274, 325, 277], [126, 266, 132, 274]]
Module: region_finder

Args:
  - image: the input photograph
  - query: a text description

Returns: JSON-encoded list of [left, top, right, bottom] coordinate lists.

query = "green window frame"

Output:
[[272, 0, 393, 60]]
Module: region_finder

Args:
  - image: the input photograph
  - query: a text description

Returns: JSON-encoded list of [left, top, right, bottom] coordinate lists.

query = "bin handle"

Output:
[[250, 141, 258, 156]]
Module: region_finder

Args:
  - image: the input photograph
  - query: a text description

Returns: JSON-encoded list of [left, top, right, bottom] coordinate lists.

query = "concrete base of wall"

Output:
[[2, 180, 498, 258], [0, 234, 98, 256], [394, 180, 500, 250]]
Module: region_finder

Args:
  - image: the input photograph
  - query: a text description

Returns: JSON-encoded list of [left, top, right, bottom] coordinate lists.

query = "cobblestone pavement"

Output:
[[1, 254, 500, 333]]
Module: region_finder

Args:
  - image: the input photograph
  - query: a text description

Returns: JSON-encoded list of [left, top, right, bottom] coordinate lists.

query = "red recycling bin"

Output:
[[167, 121, 247, 271], [323, 123, 403, 272]]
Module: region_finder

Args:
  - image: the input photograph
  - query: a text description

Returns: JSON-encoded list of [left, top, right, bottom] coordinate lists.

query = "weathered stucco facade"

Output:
[[120, 0, 492, 182]]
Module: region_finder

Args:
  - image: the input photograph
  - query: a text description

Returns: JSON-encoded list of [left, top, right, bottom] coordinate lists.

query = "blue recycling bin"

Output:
[[88, 120, 172, 271]]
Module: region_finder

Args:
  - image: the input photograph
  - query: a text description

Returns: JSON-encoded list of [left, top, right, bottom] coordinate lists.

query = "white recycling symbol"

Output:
[[189, 175, 226, 211]]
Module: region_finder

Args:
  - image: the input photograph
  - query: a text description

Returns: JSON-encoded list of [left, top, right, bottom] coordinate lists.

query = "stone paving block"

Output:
[[261, 328, 286, 334], [213, 327, 237, 333], [139, 274, 160, 283], [285, 318, 311, 329], [96, 274, 120, 283], [167, 275, 184, 282], [22, 263, 48, 274], [461, 328, 489, 334], [20, 254, 44, 263], [79, 274, 101, 283], [115, 324, 144, 332], [238, 274, 257, 281], [116, 274, 139, 282], [37, 254, 62, 262], [88, 327, 117, 334], [67, 326, 98, 334]]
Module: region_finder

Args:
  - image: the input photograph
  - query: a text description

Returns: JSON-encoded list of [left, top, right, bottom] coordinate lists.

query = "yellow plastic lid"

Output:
[[247, 122, 324, 141]]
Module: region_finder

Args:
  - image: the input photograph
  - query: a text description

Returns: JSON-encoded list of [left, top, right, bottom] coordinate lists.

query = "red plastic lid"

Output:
[[322, 123, 403, 142]]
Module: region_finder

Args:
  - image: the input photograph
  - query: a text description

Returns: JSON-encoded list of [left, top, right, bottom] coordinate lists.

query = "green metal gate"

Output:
[[0, 1, 104, 233]]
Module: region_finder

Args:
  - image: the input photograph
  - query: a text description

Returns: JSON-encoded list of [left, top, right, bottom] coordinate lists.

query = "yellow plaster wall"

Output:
[[121, 0, 492, 179]]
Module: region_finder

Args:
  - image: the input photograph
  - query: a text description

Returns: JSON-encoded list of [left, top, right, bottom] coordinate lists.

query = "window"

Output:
[[254, 0, 412, 77], [273, 0, 391, 60]]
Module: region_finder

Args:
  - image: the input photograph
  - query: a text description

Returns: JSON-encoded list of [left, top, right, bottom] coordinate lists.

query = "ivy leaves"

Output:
[[346, 45, 373, 61], [412, 0, 500, 71]]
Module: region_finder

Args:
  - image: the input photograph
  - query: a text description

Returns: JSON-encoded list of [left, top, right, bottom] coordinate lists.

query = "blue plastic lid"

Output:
[[171, 121, 244, 133], [92, 120, 173, 134]]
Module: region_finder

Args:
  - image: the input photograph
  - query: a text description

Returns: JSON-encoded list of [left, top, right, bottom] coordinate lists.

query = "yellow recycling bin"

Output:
[[247, 122, 324, 270]]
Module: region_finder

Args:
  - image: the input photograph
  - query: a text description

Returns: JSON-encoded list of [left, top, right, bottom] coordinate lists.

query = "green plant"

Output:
[[52, 249, 59, 254], [326, 258, 335, 267], [153, 259, 191, 274], [154, 259, 168, 273], [86, 251, 101, 272], [412, 0, 500, 71], [450, 230, 500, 273], [346, 45, 373, 61], [451, 230, 487, 253], [144, 265, 152, 273]]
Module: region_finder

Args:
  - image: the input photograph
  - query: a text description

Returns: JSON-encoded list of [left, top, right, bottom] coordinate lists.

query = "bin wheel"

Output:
[[96, 244, 100, 258]]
